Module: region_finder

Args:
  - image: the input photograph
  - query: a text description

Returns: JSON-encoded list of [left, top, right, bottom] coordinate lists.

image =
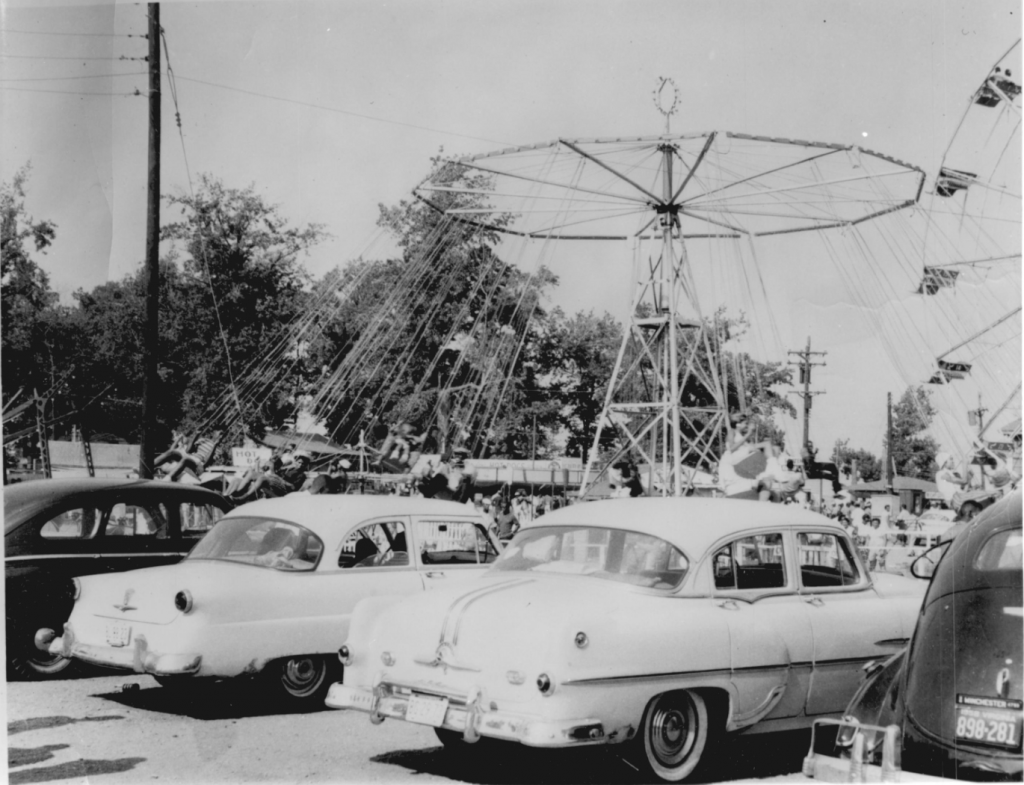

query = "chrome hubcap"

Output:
[[281, 657, 324, 696], [650, 699, 696, 765]]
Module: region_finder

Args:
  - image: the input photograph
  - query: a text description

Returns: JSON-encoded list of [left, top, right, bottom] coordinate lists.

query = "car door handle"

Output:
[[425, 571, 446, 578], [717, 599, 739, 610], [804, 596, 824, 607]]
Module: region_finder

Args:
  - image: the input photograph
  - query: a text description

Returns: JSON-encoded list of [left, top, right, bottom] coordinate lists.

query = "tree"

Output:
[[51, 175, 326, 448], [832, 439, 882, 483], [530, 308, 622, 463], [884, 386, 939, 479], [1, 165, 58, 400], [160, 174, 325, 441], [306, 155, 558, 457]]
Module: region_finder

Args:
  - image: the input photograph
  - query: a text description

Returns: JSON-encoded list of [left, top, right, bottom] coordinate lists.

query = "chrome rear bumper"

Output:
[[325, 681, 607, 748], [51, 624, 201, 677]]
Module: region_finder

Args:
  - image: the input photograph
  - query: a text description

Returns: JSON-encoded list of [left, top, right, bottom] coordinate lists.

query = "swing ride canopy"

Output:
[[415, 132, 926, 241]]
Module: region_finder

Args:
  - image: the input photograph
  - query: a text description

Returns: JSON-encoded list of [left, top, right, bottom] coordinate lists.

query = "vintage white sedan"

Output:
[[50, 494, 499, 703], [327, 497, 927, 780]]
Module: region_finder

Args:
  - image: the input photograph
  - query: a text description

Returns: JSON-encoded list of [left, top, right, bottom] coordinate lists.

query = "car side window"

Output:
[[181, 503, 224, 538], [338, 522, 408, 569], [39, 508, 102, 539], [713, 533, 786, 591], [797, 532, 861, 587], [416, 520, 499, 566], [104, 503, 166, 537]]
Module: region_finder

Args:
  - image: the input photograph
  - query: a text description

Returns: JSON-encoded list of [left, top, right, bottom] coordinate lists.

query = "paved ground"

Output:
[[5, 670, 813, 784]]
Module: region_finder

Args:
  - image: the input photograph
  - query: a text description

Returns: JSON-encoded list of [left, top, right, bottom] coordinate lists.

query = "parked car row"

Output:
[[9, 480, 1021, 782]]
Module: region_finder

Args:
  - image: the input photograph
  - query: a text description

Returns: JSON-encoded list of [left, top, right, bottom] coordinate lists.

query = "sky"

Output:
[[1, 0, 1021, 461]]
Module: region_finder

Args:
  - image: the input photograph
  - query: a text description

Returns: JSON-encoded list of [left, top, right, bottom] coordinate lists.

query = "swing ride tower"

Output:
[[584, 80, 726, 496]]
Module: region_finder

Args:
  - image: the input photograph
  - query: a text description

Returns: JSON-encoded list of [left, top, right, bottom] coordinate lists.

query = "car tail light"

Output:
[[338, 645, 353, 666], [174, 590, 194, 614], [536, 673, 554, 695], [72, 577, 81, 601]]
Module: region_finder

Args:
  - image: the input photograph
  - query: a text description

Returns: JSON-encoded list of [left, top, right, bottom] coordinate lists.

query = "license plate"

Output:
[[405, 694, 449, 727], [105, 621, 131, 648], [955, 700, 1022, 749]]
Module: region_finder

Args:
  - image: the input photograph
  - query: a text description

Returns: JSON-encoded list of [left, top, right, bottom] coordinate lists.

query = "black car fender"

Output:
[[843, 649, 906, 730]]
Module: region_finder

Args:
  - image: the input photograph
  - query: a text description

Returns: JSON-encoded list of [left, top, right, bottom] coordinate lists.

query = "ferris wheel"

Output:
[[914, 40, 1022, 448]]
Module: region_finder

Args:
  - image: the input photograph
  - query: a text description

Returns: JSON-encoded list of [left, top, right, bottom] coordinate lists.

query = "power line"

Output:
[[0, 28, 145, 38], [0, 72, 148, 82], [172, 73, 513, 147], [1, 54, 148, 61], [0, 87, 142, 96]]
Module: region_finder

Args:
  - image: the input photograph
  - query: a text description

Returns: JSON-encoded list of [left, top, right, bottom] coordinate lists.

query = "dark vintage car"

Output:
[[4, 477, 231, 679], [840, 487, 1022, 780]]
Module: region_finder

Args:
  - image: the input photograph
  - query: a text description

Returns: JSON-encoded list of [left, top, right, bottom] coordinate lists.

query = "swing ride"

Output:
[[159, 53, 1017, 501], [411, 77, 925, 495]]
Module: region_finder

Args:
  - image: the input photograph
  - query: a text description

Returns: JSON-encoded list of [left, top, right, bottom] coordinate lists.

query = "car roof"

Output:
[[223, 493, 483, 538], [524, 497, 841, 557], [4, 477, 228, 534]]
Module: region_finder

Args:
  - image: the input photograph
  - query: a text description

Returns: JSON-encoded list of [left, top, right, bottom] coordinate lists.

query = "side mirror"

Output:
[[910, 542, 949, 579]]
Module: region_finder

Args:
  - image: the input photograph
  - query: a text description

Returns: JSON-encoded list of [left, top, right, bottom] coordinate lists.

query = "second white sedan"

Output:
[[49, 494, 499, 703]]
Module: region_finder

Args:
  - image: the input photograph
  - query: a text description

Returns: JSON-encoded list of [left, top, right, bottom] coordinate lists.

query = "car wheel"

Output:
[[270, 655, 333, 703], [637, 690, 708, 782], [9, 645, 74, 680], [8, 626, 75, 680]]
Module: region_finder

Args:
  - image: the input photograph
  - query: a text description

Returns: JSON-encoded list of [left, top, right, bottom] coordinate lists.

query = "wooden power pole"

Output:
[[139, 3, 161, 478], [787, 337, 827, 450]]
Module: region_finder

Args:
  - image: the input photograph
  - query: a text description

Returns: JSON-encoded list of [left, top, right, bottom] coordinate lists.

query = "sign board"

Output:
[[231, 447, 272, 468]]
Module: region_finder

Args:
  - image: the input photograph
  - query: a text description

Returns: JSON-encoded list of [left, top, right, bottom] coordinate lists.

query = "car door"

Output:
[[329, 516, 426, 604], [795, 529, 911, 715], [708, 530, 815, 722], [409, 516, 500, 589]]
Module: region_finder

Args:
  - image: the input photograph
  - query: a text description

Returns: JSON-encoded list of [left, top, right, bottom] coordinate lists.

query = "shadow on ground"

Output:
[[370, 729, 810, 784], [8, 716, 124, 736], [96, 679, 332, 720], [8, 757, 146, 784]]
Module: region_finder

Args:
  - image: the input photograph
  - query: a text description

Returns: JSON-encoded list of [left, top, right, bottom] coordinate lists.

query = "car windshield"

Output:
[[492, 525, 689, 590], [187, 517, 323, 571]]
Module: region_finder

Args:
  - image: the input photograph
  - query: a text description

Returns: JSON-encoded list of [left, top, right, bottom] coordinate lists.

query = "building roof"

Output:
[[849, 476, 937, 493]]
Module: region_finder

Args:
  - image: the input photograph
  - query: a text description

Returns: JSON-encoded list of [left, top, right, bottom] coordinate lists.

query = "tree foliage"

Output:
[[884, 386, 939, 479], [832, 439, 883, 483], [305, 157, 558, 457], [1, 165, 59, 400]]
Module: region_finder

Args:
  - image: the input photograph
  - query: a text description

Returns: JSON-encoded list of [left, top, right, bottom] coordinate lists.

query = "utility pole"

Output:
[[139, 3, 161, 479], [886, 392, 894, 493], [969, 394, 988, 490], [787, 337, 827, 450]]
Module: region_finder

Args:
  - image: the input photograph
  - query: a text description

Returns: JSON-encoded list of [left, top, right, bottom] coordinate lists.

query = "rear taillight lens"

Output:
[[174, 590, 194, 613], [72, 577, 81, 601]]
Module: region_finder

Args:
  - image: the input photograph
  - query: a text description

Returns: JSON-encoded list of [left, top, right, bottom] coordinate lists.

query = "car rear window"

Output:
[[188, 517, 323, 571], [974, 528, 1023, 572], [493, 525, 688, 590]]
